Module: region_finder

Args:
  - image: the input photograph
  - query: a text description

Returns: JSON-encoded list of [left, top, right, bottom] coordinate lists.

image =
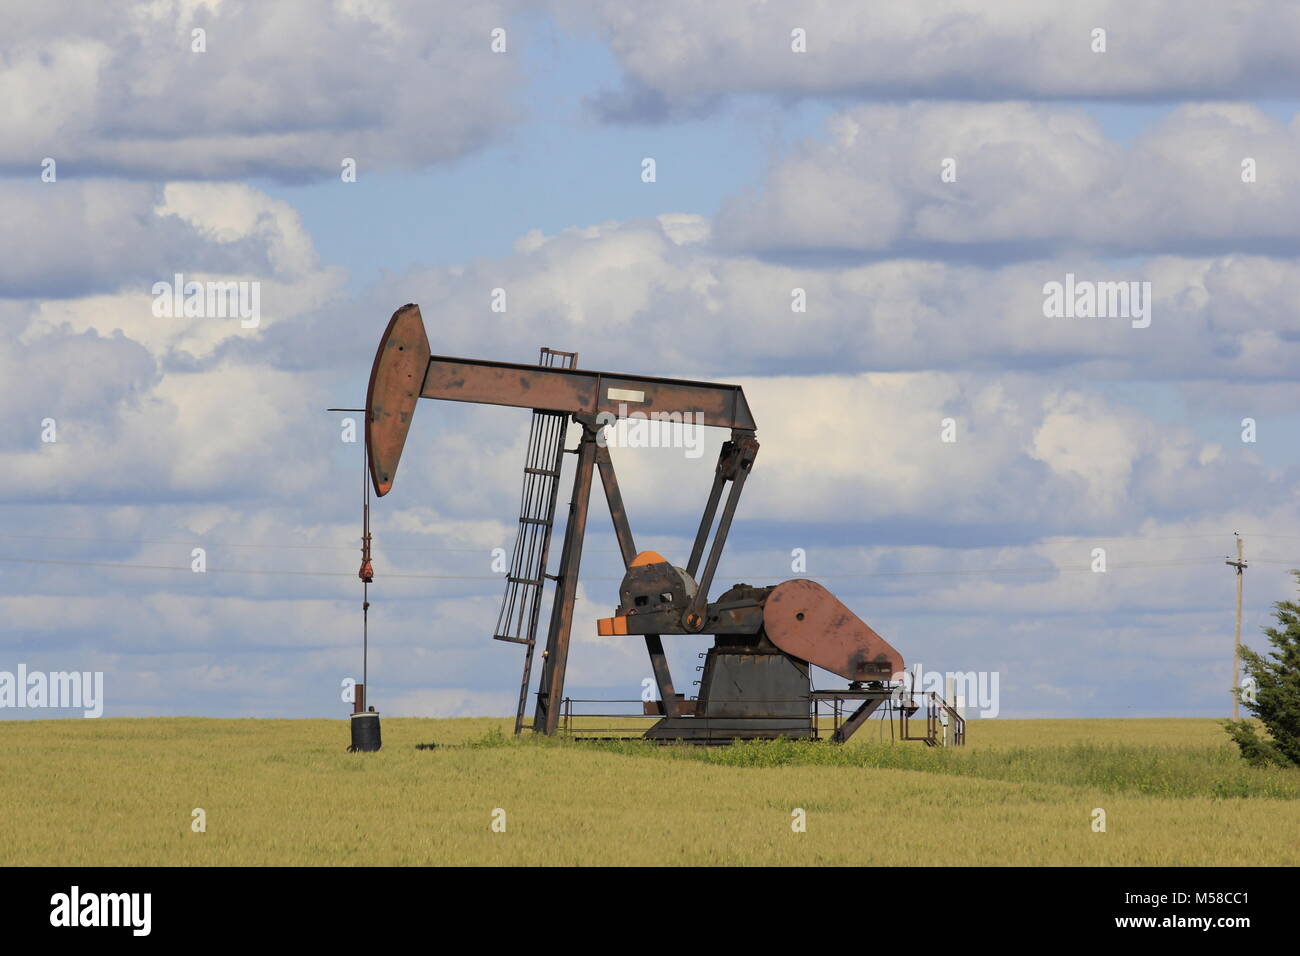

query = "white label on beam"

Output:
[[607, 388, 646, 403]]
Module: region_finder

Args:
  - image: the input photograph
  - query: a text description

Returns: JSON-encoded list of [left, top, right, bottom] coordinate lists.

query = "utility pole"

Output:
[[1225, 534, 1247, 719]]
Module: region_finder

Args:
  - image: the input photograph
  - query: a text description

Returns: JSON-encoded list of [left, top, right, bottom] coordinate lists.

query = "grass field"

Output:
[[1, 717, 1296, 866]]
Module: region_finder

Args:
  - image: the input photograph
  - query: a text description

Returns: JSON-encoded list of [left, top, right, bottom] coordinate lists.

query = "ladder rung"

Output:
[[493, 634, 534, 645], [518, 517, 551, 526], [524, 467, 559, 477], [508, 576, 543, 587]]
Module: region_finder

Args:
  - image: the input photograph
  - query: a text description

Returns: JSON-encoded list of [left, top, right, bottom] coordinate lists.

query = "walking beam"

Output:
[[365, 304, 756, 497]]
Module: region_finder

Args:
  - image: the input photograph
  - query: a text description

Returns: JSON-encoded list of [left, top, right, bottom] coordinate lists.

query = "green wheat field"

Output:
[[1, 717, 1296, 866]]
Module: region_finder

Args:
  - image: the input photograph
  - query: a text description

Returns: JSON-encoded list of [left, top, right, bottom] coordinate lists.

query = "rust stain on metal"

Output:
[[420, 358, 754, 429], [763, 578, 903, 682], [366, 303, 431, 496]]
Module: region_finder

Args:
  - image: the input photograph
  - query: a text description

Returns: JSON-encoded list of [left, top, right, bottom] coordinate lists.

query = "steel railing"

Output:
[[536, 687, 966, 745]]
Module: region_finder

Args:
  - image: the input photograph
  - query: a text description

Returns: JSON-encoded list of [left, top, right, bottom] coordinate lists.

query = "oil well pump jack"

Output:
[[365, 304, 962, 745]]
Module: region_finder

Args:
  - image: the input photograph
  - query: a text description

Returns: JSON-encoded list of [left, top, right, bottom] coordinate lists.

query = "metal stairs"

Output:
[[493, 347, 577, 733]]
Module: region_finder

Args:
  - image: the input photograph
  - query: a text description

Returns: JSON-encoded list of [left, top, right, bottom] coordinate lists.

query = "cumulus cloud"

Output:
[[0, 179, 348, 505], [2, 0, 525, 181], [731, 373, 1279, 534], [715, 103, 1299, 259], [1, 181, 262, 298], [3, 179, 342, 310], [4, 4, 1296, 723], [4, 190, 1293, 719], [304, 216, 1300, 386], [566, 0, 1300, 118]]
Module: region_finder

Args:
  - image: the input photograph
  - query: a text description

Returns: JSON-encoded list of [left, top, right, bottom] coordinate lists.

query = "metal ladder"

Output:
[[493, 347, 577, 734]]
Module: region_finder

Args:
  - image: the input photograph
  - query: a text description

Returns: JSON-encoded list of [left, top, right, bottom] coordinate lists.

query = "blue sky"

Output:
[[258, 23, 837, 283], [3, 1, 1299, 723]]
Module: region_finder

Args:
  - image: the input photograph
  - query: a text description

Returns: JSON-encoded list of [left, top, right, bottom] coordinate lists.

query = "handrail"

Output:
[[557, 687, 967, 745]]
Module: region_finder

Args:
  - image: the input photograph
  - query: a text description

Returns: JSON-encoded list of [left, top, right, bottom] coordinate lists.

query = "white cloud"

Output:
[[5, 12, 1297, 724], [0, 180, 344, 500], [1, 0, 526, 181], [568, 1, 1300, 116], [715, 103, 1299, 257], [368, 216, 1300, 385]]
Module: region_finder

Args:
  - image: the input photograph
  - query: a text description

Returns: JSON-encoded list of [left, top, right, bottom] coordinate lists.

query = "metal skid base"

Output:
[[643, 718, 814, 743], [643, 642, 813, 743], [559, 672, 966, 747]]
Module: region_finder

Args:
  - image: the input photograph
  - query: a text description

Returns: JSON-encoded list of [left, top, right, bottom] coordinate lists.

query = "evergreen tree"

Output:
[[1224, 570, 1300, 767]]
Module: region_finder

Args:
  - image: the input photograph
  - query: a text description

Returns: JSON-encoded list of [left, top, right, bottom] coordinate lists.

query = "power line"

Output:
[[0, 529, 1285, 555], [0, 532, 459, 553], [0, 553, 1235, 582], [0, 556, 491, 580]]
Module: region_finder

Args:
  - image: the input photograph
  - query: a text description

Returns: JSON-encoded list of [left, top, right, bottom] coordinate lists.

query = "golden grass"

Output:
[[0, 717, 1295, 866]]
